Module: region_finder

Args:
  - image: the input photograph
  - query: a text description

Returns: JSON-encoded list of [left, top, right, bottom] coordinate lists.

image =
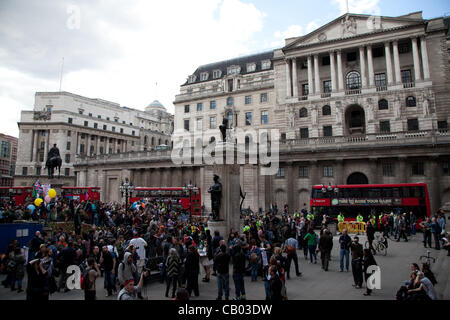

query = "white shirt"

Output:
[[129, 237, 147, 260], [421, 277, 437, 300]]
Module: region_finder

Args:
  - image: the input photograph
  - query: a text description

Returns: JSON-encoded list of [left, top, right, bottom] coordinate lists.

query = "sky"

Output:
[[1, 0, 449, 138]]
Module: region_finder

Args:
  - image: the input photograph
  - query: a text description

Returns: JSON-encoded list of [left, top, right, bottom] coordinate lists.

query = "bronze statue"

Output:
[[45, 144, 62, 178], [208, 174, 222, 220], [219, 117, 229, 142]]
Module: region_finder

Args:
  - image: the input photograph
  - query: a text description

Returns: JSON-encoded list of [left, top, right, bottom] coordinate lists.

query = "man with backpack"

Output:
[[118, 252, 137, 290], [284, 232, 301, 279], [83, 257, 100, 300]]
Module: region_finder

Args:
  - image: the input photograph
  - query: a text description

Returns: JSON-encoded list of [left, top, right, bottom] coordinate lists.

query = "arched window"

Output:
[[299, 107, 308, 118], [158, 138, 161, 145], [322, 105, 331, 116], [226, 110, 233, 128], [346, 71, 361, 90], [165, 140, 168, 145], [144, 136, 148, 145], [151, 137, 155, 145], [406, 96, 416, 107], [378, 99, 389, 110]]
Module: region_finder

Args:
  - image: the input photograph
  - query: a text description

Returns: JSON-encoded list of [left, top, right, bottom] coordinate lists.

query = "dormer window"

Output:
[[247, 63, 256, 73], [213, 70, 222, 79], [261, 60, 271, 70], [188, 75, 197, 83], [78, 108, 84, 114], [227, 65, 241, 75], [200, 72, 209, 81]]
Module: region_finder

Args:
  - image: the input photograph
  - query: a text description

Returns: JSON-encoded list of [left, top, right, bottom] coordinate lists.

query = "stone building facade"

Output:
[[75, 12, 450, 214], [0, 133, 18, 186], [15, 91, 173, 187]]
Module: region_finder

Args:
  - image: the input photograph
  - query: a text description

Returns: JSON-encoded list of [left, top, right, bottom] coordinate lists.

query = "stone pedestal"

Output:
[[206, 142, 242, 236]]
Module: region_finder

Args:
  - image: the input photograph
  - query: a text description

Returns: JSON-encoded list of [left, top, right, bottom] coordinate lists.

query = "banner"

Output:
[[42, 184, 51, 197], [332, 198, 402, 206]]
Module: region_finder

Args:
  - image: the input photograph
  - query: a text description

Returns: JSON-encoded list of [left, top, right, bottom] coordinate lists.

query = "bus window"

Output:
[[418, 187, 425, 198], [401, 187, 409, 198], [392, 187, 400, 198], [368, 188, 381, 198], [381, 187, 393, 198], [349, 188, 362, 198]]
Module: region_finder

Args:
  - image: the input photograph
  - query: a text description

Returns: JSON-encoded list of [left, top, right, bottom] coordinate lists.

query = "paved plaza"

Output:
[[1, 232, 448, 300]]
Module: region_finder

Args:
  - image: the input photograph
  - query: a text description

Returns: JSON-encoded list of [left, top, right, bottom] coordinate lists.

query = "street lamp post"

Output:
[[183, 180, 199, 223], [119, 178, 135, 215]]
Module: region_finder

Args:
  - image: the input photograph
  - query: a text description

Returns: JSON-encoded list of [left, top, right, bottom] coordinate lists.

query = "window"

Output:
[[184, 105, 190, 113], [346, 71, 361, 90], [132, 130, 135, 136], [112, 126, 115, 132], [227, 97, 234, 107], [406, 96, 416, 107], [261, 111, 268, 124], [103, 125, 107, 130], [276, 168, 285, 178], [200, 72, 208, 81], [210, 116, 216, 129], [300, 128, 309, 139], [81, 133, 85, 139], [438, 121, 448, 130], [120, 128, 123, 134], [378, 99, 389, 110], [261, 60, 271, 70], [99, 147, 104, 154], [247, 63, 256, 72], [280, 133, 286, 141], [64, 153, 70, 163], [299, 108, 308, 118], [323, 80, 332, 93], [1, 141, 10, 158], [188, 75, 196, 83], [210, 101, 216, 110], [323, 126, 333, 137], [407, 119, 419, 131], [301, 60, 308, 69], [398, 42, 411, 54], [122, 121, 125, 124], [109, 138, 113, 143], [373, 47, 384, 58], [245, 95, 252, 105], [66, 141, 71, 150], [347, 51, 357, 62], [100, 137, 104, 142], [323, 166, 333, 177], [382, 163, 395, 177], [67, 130, 71, 137], [213, 70, 221, 79], [227, 65, 240, 75], [380, 120, 391, 133], [98, 115, 101, 119], [79, 144, 85, 154], [322, 105, 331, 116], [117, 140, 121, 145], [106, 117, 110, 121], [94, 123, 98, 129], [375, 73, 386, 88], [196, 118, 203, 131], [260, 93, 268, 103], [36, 167, 41, 176], [197, 103, 203, 112], [401, 70, 412, 84], [184, 119, 190, 131], [65, 168, 70, 176], [412, 162, 424, 176], [245, 112, 252, 126], [68, 117, 73, 124], [443, 162, 450, 175], [22, 167, 27, 175], [322, 56, 330, 66], [302, 84, 309, 96], [109, 148, 112, 154], [299, 166, 308, 178]]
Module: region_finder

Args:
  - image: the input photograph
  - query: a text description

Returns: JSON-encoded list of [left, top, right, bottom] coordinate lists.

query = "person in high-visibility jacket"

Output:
[[243, 225, 250, 233], [337, 213, 345, 223], [306, 213, 314, 221], [356, 214, 364, 223]]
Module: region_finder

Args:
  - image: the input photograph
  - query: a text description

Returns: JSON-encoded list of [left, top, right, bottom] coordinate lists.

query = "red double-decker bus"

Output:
[[0, 187, 33, 205], [61, 187, 100, 201], [130, 187, 202, 216], [310, 183, 431, 222]]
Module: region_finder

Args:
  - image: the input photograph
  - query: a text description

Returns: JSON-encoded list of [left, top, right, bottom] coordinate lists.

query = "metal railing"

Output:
[[403, 82, 415, 89], [345, 89, 361, 95]]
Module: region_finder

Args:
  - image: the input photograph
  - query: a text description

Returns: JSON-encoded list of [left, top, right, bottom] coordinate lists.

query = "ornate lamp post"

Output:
[[119, 178, 134, 215], [183, 180, 199, 223]]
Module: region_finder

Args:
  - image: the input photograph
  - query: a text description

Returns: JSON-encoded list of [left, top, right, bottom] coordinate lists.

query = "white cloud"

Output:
[[333, 0, 380, 15], [306, 20, 320, 34], [271, 24, 304, 47], [0, 0, 267, 137]]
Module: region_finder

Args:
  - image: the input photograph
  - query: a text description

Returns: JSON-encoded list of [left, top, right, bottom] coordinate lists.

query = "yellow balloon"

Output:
[[48, 189, 56, 198], [34, 198, 43, 206]]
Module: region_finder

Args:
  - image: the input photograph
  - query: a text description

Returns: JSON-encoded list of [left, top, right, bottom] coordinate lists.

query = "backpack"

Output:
[[80, 269, 91, 290], [284, 245, 295, 255]]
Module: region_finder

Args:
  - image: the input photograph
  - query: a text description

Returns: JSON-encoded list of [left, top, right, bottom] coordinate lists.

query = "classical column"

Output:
[[398, 157, 408, 184], [336, 50, 344, 91], [32, 130, 38, 162], [307, 55, 314, 95], [335, 159, 344, 185], [330, 51, 337, 92], [392, 41, 402, 84], [292, 58, 299, 97], [314, 55, 321, 94], [384, 42, 394, 85], [286, 162, 295, 213], [367, 45, 375, 87], [428, 157, 441, 214], [411, 37, 422, 81], [285, 59, 292, 97], [420, 36, 430, 80], [359, 46, 367, 88], [309, 160, 319, 187]]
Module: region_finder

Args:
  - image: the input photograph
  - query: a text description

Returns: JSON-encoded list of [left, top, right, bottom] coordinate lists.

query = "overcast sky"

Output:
[[1, 0, 449, 137]]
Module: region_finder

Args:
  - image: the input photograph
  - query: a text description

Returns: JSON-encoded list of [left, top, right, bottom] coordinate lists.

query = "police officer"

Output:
[[356, 213, 364, 223], [337, 212, 345, 234]]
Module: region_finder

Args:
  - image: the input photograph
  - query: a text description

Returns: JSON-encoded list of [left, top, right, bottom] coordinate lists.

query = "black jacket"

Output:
[[214, 251, 230, 274], [319, 233, 333, 252], [184, 251, 200, 276], [232, 251, 246, 274]]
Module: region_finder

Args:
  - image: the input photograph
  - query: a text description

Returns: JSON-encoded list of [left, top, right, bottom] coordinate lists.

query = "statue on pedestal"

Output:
[[422, 93, 430, 117], [287, 105, 295, 128], [45, 144, 62, 179], [208, 174, 222, 221], [219, 117, 229, 142], [366, 98, 374, 123]]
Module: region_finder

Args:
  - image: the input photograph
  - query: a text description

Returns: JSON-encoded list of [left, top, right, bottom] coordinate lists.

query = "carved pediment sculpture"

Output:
[[33, 111, 51, 121]]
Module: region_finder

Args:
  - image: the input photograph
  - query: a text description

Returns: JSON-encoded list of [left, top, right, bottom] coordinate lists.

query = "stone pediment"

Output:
[[284, 13, 424, 49]]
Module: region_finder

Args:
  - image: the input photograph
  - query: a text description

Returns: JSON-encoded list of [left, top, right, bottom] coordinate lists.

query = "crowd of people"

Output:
[[0, 198, 448, 301]]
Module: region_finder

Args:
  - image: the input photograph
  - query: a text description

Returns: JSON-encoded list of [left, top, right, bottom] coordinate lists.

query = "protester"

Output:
[[165, 248, 180, 298], [339, 229, 351, 272], [350, 236, 363, 289], [318, 228, 333, 271], [84, 257, 100, 300], [117, 271, 148, 300], [362, 249, 377, 296]]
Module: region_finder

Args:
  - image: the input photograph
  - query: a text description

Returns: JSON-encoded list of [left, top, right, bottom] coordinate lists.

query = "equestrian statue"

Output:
[[45, 144, 62, 179]]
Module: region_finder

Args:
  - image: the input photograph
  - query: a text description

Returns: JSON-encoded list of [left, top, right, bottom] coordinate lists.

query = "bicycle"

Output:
[[365, 234, 387, 256], [419, 250, 436, 265]]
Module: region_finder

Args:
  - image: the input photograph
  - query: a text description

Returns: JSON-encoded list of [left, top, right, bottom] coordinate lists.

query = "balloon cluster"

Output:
[[34, 188, 57, 207]]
